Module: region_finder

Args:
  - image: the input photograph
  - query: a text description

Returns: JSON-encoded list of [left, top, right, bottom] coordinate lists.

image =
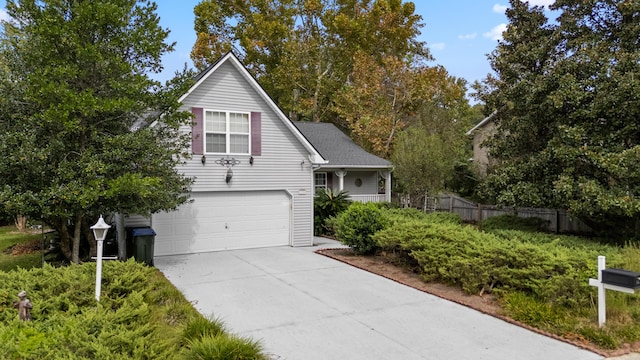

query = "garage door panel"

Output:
[[153, 191, 291, 255]]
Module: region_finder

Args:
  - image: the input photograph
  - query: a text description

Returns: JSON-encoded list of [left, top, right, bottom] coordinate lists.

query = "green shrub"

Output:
[[335, 202, 388, 254], [314, 188, 351, 236], [578, 327, 619, 349], [481, 214, 549, 232], [424, 211, 462, 225], [322, 216, 340, 237], [183, 316, 226, 342], [502, 291, 571, 331], [374, 220, 620, 308], [374, 210, 640, 350], [184, 334, 267, 360], [0, 259, 268, 359], [383, 208, 428, 226]]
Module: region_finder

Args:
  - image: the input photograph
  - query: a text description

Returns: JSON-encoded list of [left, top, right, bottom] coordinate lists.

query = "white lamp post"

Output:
[[90, 215, 111, 302]]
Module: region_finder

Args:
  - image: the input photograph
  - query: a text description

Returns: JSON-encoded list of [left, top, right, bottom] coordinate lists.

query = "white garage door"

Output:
[[153, 191, 291, 255]]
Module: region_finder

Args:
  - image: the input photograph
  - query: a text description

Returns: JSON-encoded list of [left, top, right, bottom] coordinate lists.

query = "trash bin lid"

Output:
[[132, 228, 156, 236]]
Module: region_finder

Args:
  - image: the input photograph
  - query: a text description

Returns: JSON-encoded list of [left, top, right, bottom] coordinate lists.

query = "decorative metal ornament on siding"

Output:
[[215, 157, 241, 183]]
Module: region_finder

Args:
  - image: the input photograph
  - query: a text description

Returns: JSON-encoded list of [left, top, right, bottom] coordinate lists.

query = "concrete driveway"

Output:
[[155, 238, 603, 360]]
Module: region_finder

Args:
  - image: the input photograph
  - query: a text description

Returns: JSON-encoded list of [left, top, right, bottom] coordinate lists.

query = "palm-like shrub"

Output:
[[314, 188, 351, 235]]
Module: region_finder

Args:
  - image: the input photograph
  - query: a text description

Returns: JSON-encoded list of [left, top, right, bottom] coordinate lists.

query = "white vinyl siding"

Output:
[[342, 171, 379, 195], [177, 60, 314, 248], [205, 110, 250, 154]]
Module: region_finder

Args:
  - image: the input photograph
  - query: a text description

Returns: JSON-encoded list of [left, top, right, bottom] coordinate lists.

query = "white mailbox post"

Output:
[[588, 255, 640, 327]]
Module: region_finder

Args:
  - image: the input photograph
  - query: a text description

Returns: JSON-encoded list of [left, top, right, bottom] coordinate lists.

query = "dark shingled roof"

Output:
[[293, 121, 392, 168]]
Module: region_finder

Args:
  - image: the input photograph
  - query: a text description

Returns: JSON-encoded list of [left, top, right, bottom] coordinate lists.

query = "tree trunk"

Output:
[[14, 215, 28, 233], [57, 220, 73, 261], [72, 213, 83, 264], [83, 221, 96, 258]]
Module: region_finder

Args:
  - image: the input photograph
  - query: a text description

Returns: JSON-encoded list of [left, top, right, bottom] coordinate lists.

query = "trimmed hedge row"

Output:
[[374, 218, 622, 308]]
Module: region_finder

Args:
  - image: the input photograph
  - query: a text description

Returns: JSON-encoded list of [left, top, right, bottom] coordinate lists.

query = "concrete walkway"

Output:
[[155, 238, 604, 360]]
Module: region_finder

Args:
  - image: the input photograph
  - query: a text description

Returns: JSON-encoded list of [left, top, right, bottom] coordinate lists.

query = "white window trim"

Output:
[[314, 172, 327, 191], [204, 110, 251, 155]]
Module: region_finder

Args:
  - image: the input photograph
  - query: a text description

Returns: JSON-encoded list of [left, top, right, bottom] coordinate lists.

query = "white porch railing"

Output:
[[349, 194, 387, 203]]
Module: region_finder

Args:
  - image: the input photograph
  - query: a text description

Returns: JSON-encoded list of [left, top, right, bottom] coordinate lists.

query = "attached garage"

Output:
[[152, 191, 291, 256], [118, 53, 324, 258]]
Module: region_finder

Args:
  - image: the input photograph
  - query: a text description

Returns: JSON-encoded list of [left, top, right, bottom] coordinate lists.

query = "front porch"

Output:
[[349, 194, 388, 203], [315, 169, 391, 203]]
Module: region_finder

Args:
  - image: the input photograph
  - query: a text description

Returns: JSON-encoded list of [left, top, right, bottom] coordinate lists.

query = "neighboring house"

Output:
[[466, 110, 497, 176], [293, 122, 393, 203], [118, 52, 326, 256]]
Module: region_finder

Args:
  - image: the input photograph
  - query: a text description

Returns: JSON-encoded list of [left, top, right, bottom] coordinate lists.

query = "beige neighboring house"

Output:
[[466, 110, 498, 176]]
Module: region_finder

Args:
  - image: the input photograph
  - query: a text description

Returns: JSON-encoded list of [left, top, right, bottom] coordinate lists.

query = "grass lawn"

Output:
[[0, 226, 44, 272], [0, 225, 268, 359]]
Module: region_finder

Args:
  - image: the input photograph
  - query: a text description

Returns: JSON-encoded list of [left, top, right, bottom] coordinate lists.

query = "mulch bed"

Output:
[[4, 239, 42, 256], [316, 247, 640, 358]]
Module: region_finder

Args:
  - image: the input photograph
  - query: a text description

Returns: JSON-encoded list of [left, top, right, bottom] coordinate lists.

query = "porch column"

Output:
[[335, 170, 347, 191], [381, 171, 392, 202]]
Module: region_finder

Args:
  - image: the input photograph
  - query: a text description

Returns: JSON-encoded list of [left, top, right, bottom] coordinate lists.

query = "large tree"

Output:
[[190, 0, 430, 125], [333, 50, 468, 158], [190, 0, 472, 160], [0, 0, 194, 263], [475, 0, 640, 236]]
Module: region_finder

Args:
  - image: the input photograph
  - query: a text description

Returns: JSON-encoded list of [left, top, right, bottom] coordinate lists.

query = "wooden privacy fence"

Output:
[[434, 194, 593, 234]]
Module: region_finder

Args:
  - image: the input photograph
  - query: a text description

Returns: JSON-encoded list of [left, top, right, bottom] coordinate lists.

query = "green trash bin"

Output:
[[131, 227, 156, 266]]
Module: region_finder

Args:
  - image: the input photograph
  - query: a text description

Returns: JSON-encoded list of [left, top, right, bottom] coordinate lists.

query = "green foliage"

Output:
[[0, 260, 266, 359], [384, 208, 429, 225], [0, 0, 194, 263], [180, 316, 266, 360], [192, 0, 430, 125], [475, 0, 640, 237], [481, 214, 549, 232], [502, 292, 572, 332], [183, 316, 227, 342], [335, 202, 388, 255], [446, 162, 480, 200], [392, 103, 468, 197], [423, 211, 462, 225], [314, 188, 351, 236], [184, 334, 267, 360], [372, 208, 640, 349], [374, 220, 623, 307]]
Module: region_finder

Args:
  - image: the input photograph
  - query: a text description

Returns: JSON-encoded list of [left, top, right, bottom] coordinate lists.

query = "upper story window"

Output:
[[205, 111, 250, 154]]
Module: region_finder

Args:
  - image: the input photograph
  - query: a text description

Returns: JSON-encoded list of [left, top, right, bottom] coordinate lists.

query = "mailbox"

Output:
[[601, 268, 640, 289]]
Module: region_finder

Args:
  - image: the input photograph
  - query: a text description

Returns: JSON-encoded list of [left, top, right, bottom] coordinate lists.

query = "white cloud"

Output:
[[483, 23, 507, 41], [458, 33, 477, 40], [493, 4, 508, 14], [431, 42, 445, 51], [528, 0, 555, 7], [0, 9, 9, 23]]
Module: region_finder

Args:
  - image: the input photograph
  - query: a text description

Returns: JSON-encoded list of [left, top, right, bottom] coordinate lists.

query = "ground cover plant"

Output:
[[0, 255, 267, 359], [335, 208, 640, 351]]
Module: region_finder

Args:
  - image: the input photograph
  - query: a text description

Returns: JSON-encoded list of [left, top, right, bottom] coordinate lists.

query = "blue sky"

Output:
[[0, 0, 556, 90]]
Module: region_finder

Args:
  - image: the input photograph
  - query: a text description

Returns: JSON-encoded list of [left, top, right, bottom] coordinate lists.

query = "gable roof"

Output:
[[180, 52, 326, 164], [293, 121, 392, 169], [466, 110, 498, 136]]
